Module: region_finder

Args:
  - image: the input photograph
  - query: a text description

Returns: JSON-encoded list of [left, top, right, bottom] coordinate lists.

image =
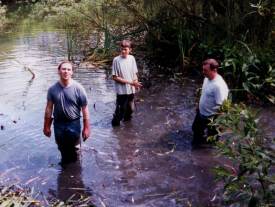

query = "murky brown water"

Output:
[[0, 26, 274, 206]]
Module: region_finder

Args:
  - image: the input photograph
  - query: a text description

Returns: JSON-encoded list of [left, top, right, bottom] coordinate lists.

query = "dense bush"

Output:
[[197, 42, 275, 103], [222, 44, 275, 103], [6, 0, 274, 103]]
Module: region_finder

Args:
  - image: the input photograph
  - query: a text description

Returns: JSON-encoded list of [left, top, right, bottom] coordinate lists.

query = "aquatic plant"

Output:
[[0, 184, 95, 206], [211, 100, 275, 206]]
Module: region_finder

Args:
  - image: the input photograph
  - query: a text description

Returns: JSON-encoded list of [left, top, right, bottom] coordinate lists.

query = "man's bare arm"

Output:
[[112, 75, 142, 88], [82, 105, 90, 141], [43, 101, 53, 137]]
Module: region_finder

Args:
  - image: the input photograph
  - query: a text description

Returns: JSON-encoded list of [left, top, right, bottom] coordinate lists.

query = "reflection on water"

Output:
[[3, 24, 274, 207], [50, 160, 91, 201]]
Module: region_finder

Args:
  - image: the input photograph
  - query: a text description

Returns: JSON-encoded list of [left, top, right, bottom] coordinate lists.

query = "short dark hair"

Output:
[[120, 40, 132, 48], [58, 61, 72, 70], [203, 59, 219, 70]]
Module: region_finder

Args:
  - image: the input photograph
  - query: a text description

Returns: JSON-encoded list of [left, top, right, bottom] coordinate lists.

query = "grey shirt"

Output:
[[47, 80, 88, 121], [199, 74, 229, 116], [112, 55, 138, 95]]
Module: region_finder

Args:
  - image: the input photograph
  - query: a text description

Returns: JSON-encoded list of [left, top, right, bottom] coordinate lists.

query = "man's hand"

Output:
[[43, 126, 51, 137], [131, 80, 142, 89], [82, 127, 90, 142]]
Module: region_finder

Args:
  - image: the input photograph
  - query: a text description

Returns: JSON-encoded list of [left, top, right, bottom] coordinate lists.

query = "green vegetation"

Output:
[[212, 100, 275, 206], [0, 3, 7, 31], [219, 43, 274, 103], [29, 0, 145, 62], [22, 0, 274, 103]]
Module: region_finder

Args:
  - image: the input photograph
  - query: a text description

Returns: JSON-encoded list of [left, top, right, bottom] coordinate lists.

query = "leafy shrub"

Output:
[[221, 42, 275, 104], [212, 100, 275, 206]]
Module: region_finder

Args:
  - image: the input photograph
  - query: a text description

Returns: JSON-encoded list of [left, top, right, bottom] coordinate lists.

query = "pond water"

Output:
[[0, 24, 273, 206]]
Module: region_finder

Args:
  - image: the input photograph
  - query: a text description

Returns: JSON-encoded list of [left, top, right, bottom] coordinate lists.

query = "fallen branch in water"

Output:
[[0, 184, 95, 206], [152, 144, 176, 156], [24, 66, 35, 79], [0, 167, 19, 177], [99, 197, 107, 207], [25, 176, 40, 185], [13, 60, 36, 79], [0, 53, 35, 79]]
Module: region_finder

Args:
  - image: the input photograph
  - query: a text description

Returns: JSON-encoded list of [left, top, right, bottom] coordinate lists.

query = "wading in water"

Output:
[[111, 40, 142, 127], [43, 61, 90, 165], [192, 58, 229, 147]]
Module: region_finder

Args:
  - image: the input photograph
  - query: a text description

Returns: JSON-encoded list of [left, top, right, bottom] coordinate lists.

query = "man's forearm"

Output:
[[83, 118, 90, 130], [44, 101, 53, 130], [113, 76, 133, 84], [82, 105, 90, 129], [82, 105, 90, 140], [113, 75, 142, 89], [44, 117, 53, 129]]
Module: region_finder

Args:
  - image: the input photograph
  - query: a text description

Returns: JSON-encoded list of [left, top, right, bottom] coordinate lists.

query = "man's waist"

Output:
[[54, 117, 80, 123], [117, 93, 134, 96], [199, 105, 218, 116], [199, 113, 212, 119]]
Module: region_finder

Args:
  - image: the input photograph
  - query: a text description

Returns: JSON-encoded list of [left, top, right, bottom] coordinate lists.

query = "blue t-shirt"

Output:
[[47, 80, 88, 122]]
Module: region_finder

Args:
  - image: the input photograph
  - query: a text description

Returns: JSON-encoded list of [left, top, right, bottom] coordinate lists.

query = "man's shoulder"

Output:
[[128, 55, 136, 61], [113, 55, 121, 61], [49, 81, 60, 90], [215, 74, 227, 85], [71, 80, 85, 89], [212, 75, 228, 93]]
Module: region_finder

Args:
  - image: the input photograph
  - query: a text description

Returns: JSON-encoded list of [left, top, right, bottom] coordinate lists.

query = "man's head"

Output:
[[120, 40, 132, 58], [58, 61, 73, 82], [202, 59, 219, 80]]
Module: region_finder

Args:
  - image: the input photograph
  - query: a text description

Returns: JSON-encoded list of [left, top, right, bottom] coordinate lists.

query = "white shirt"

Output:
[[199, 74, 229, 116], [112, 55, 138, 95]]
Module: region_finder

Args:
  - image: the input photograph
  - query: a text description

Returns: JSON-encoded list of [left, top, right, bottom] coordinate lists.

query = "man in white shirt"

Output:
[[111, 40, 142, 126], [192, 58, 229, 146]]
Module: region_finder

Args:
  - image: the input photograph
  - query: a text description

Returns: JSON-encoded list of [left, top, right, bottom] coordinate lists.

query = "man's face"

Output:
[[58, 63, 73, 81], [202, 62, 214, 79], [120, 47, 131, 58]]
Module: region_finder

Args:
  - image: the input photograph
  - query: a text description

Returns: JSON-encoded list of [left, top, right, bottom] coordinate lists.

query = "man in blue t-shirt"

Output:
[[43, 61, 90, 165]]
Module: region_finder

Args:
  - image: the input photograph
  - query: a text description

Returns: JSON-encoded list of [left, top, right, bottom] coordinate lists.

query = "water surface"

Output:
[[2, 25, 273, 207]]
